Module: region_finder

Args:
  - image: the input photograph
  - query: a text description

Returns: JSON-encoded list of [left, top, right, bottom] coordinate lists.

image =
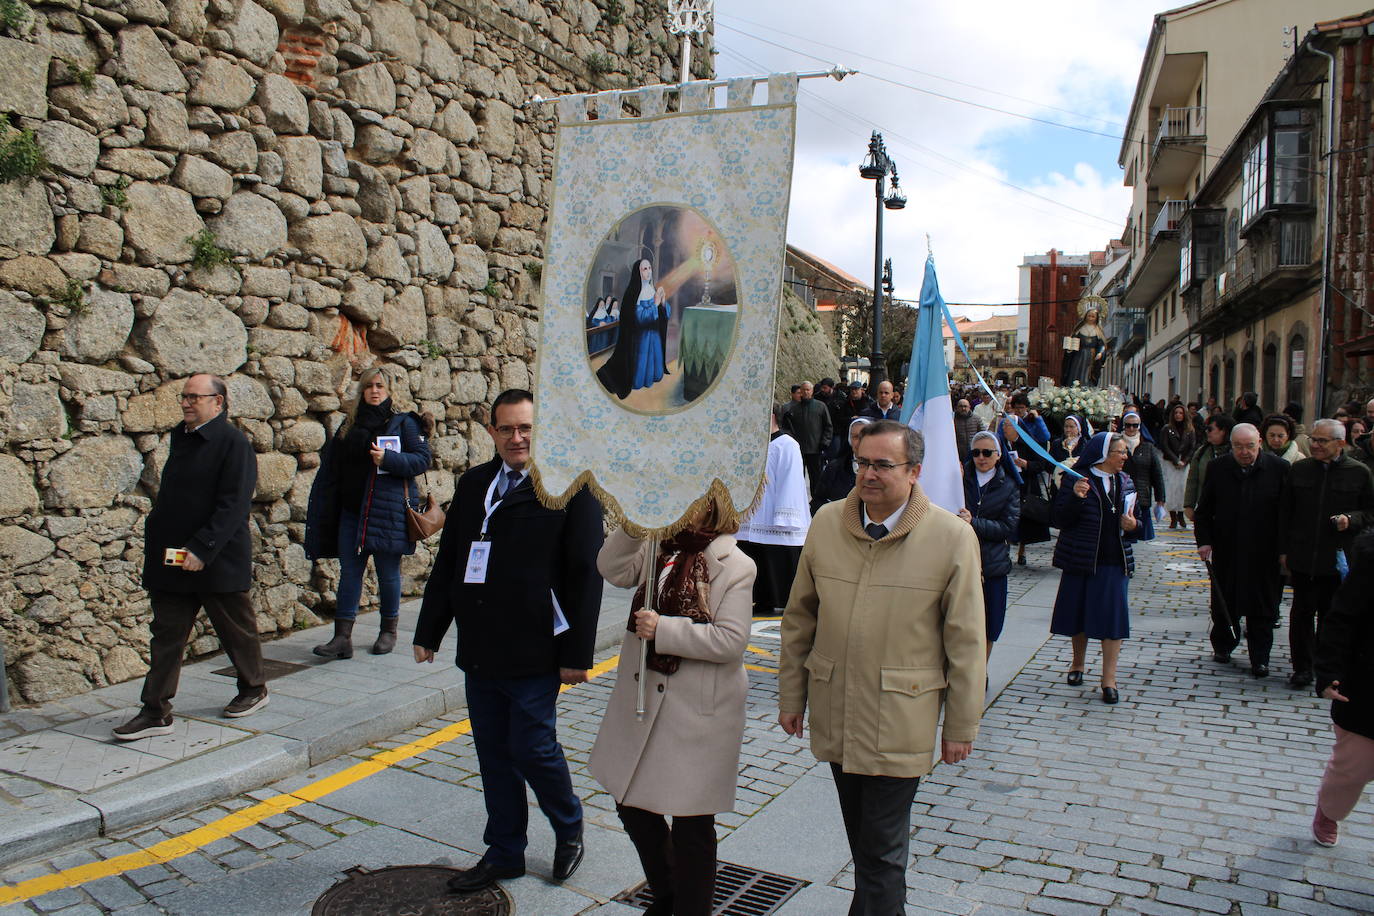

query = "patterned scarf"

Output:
[[626, 529, 715, 675]]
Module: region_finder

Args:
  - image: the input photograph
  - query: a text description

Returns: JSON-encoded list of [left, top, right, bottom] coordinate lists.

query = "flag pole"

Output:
[[635, 536, 659, 721]]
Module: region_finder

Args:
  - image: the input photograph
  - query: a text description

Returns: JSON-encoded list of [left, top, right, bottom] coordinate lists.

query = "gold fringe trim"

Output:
[[528, 460, 769, 540]]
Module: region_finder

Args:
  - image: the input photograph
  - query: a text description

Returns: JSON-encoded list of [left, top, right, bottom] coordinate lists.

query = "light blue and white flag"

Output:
[[899, 256, 964, 514]]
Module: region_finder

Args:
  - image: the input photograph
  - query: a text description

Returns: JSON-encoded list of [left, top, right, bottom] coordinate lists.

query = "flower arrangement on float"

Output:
[[1027, 381, 1122, 424]]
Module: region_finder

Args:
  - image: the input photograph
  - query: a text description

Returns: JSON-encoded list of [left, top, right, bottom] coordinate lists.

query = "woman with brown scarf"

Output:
[[589, 495, 756, 916]]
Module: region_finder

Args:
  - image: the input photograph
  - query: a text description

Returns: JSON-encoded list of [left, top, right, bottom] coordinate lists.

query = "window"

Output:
[[1273, 128, 1312, 206], [1241, 135, 1268, 224], [1279, 219, 1312, 266], [1288, 332, 1306, 408]]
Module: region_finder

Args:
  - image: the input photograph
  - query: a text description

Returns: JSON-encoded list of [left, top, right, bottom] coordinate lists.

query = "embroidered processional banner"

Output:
[[530, 75, 798, 535]]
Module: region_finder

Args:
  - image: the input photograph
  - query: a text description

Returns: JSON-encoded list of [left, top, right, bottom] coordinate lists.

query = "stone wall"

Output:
[[0, 0, 711, 703]]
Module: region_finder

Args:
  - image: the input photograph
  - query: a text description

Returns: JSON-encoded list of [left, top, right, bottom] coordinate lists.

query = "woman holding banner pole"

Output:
[[590, 494, 756, 916]]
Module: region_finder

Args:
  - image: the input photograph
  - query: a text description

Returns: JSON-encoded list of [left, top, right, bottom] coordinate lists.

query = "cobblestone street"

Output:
[[1, 529, 1371, 915]]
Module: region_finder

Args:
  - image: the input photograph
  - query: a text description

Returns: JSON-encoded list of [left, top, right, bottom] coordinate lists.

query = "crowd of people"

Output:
[[104, 366, 1373, 913]]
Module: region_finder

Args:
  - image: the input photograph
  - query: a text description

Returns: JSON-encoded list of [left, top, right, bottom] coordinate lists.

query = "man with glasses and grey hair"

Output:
[[1194, 423, 1289, 678], [778, 420, 986, 914], [113, 373, 266, 740], [1279, 418, 1374, 689]]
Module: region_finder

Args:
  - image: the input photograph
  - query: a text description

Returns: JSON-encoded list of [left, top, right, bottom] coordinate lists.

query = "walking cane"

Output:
[[635, 536, 659, 721], [1203, 559, 1243, 643]]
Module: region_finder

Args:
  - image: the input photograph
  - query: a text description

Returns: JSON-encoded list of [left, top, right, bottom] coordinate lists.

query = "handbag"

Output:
[[1021, 471, 1052, 526], [403, 475, 445, 541]]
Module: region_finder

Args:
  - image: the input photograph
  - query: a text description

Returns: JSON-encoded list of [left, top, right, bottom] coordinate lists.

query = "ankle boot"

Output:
[[313, 619, 354, 659], [372, 616, 398, 655]]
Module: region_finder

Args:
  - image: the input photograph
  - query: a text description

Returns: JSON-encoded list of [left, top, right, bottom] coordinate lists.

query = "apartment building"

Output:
[[1016, 250, 1092, 384], [1113, 0, 1353, 407]]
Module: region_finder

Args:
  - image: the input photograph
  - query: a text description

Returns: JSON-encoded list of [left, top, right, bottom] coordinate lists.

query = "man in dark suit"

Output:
[[113, 373, 266, 740], [415, 389, 604, 892], [863, 380, 901, 420], [1194, 423, 1289, 678]]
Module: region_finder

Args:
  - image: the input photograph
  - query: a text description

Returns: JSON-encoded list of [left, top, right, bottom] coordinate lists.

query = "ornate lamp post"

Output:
[[667, 0, 713, 83], [858, 131, 905, 386]]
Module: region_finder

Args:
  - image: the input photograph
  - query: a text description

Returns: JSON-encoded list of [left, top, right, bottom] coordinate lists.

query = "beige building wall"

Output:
[[1200, 292, 1319, 414]]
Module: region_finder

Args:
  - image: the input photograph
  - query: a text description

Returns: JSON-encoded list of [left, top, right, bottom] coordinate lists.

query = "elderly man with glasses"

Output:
[[113, 374, 267, 740], [1278, 418, 1374, 689], [414, 388, 604, 893], [778, 420, 986, 914]]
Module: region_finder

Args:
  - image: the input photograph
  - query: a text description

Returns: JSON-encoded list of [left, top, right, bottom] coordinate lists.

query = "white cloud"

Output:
[[711, 0, 1166, 317]]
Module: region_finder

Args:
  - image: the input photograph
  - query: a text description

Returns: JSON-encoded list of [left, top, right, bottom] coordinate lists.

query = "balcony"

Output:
[[1194, 222, 1319, 333], [1109, 308, 1147, 359], [1148, 105, 1206, 187], [1121, 200, 1186, 310]]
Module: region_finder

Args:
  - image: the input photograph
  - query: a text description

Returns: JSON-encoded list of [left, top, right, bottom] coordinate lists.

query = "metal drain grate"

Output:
[[211, 657, 311, 680], [616, 861, 807, 915], [312, 865, 511, 915]]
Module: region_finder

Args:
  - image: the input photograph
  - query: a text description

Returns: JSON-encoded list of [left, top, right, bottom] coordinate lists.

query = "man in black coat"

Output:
[[113, 374, 266, 741], [788, 381, 832, 501], [1278, 418, 1374, 688], [1194, 423, 1289, 677], [415, 389, 603, 892]]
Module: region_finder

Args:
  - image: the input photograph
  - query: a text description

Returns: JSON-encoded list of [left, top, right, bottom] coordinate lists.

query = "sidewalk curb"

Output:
[[0, 601, 632, 870]]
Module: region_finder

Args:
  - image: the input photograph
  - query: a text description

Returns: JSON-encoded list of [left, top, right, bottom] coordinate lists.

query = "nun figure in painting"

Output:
[[597, 259, 670, 400], [1062, 303, 1107, 387]]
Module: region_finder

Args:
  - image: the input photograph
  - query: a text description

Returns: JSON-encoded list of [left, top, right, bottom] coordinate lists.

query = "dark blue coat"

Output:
[[1051, 471, 1137, 577], [304, 411, 432, 559], [963, 461, 1020, 579]]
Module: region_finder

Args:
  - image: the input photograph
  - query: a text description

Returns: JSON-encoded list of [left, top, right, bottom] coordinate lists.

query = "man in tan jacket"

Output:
[[778, 420, 986, 915]]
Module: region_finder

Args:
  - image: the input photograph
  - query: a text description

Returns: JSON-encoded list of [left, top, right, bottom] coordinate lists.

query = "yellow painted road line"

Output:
[[0, 653, 623, 906], [745, 664, 778, 674], [1162, 550, 1197, 557], [746, 645, 777, 659], [1165, 579, 1210, 586]]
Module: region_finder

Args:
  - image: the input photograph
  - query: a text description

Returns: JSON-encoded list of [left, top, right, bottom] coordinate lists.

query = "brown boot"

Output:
[[372, 616, 398, 655], [313, 618, 354, 659]]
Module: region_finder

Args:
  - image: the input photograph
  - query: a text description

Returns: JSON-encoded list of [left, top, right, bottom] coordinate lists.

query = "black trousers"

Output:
[[801, 452, 823, 501], [616, 804, 716, 916], [1209, 610, 1276, 666], [141, 590, 265, 718], [736, 540, 801, 616], [1289, 572, 1341, 676], [831, 764, 920, 916]]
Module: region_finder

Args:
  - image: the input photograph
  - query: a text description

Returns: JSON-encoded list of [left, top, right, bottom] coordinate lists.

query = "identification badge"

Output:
[[464, 542, 491, 583]]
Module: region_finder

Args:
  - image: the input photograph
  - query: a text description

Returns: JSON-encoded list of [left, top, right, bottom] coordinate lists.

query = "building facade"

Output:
[[945, 316, 1025, 387], [1112, 0, 1354, 411], [1017, 250, 1091, 384]]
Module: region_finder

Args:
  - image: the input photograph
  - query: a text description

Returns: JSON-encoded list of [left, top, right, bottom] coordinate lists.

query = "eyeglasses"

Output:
[[179, 393, 219, 403], [494, 424, 533, 439], [854, 458, 912, 473], [970, 449, 997, 458], [1310, 437, 1337, 445], [1123, 423, 1140, 429]]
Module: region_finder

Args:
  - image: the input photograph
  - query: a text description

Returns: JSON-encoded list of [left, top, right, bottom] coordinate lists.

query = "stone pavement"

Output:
[[0, 530, 1371, 914], [0, 586, 635, 870]]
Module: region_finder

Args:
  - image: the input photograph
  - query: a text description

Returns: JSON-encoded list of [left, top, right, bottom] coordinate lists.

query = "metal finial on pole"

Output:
[[667, 0, 714, 84]]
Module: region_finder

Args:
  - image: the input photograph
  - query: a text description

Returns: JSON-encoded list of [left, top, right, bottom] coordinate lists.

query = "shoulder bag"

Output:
[[403, 474, 445, 541]]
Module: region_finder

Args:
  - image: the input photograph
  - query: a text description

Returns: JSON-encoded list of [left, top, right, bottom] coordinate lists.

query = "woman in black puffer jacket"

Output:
[[305, 367, 433, 659], [1310, 530, 1374, 847], [960, 431, 1020, 661]]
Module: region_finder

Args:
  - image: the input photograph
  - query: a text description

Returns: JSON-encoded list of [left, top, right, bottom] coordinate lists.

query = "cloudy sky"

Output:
[[709, 0, 1173, 318]]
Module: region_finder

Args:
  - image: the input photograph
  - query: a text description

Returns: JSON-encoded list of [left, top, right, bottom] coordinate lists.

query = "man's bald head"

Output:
[[1230, 423, 1260, 466]]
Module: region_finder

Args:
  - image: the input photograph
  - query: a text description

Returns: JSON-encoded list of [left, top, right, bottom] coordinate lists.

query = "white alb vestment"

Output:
[[738, 432, 810, 547]]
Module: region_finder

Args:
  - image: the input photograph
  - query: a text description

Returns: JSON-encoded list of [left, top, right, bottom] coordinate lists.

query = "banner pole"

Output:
[[635, 536, 659, 721], [524, 68, 856, 109]]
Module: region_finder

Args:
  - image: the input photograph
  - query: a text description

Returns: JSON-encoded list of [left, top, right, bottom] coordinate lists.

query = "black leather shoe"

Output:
[[1252, 665, 1270, 678], [1066, 670, 1084, 687], [1288, 671, 1313, 690], [446, 859, 524, 893], [552, 832, 585, 882], [1212, 652, 1231, 663], [1101, 686, 1119, 705]]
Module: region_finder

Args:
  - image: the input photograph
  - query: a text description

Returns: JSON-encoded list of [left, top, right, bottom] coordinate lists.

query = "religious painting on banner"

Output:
[[531, 75, 799, 536]]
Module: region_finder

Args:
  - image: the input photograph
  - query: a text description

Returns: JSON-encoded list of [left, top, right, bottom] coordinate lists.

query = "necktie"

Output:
[[499, 469, 521, 498], [865, 522, 888, 540]]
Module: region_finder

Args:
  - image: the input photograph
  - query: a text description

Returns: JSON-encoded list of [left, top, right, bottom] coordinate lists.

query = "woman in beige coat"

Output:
[[589, 498, 755, 916]]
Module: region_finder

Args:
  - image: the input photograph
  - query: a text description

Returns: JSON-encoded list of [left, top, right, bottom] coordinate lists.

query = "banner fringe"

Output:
[[529, 462, 768, 539]]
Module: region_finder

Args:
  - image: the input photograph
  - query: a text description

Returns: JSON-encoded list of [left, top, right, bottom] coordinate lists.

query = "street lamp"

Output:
[[859, 131, 905, 386]]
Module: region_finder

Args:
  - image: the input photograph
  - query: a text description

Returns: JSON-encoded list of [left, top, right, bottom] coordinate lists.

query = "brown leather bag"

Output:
[[403, 476, 445, 541]]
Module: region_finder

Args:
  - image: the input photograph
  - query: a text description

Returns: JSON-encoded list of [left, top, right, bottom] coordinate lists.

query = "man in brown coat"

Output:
[[778, 420, 986, 915]]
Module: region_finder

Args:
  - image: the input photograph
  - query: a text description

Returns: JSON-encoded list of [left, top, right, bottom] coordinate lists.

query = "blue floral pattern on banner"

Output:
[[532, 86, 798, 534]]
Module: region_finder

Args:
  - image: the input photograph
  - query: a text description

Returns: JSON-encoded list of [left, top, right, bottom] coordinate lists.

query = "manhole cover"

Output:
[[211, 657, 311, 681], [617, 861, 807, 915], [312, 865, 512, 915]]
